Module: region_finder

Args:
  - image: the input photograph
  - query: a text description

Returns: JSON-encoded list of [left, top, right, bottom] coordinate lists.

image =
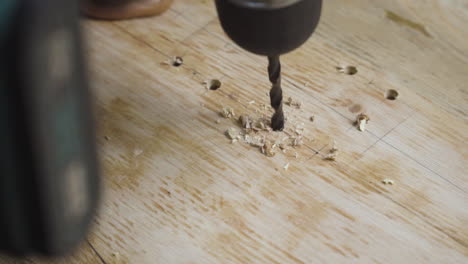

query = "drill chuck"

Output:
[[215, 0, 322, 56]]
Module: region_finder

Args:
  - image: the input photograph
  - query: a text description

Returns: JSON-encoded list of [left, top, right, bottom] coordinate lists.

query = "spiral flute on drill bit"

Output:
[[268, 55, 284, 131]]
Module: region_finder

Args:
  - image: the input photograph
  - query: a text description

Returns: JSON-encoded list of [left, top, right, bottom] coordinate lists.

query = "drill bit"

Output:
[[267, 55, 284, 131]]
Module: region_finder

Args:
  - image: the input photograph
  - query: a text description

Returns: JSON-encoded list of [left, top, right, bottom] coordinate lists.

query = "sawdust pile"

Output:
[[220, 99, 312, 158]]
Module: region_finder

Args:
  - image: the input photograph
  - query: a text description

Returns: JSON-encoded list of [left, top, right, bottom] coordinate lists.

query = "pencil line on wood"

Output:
[[87, 239, 108, 264]]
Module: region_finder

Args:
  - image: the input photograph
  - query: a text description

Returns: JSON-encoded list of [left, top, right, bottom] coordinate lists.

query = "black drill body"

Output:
[[215, 0, 322, 130]]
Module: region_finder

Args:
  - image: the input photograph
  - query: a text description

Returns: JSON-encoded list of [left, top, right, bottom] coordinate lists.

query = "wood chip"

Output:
[[133, 149, 143, 157], [215, 119, 221, 124], [248, 100, 256, 104], [382, 179, 395, 185], [202, 80, 209, 90], [294, 101, 302, 109], [336, 65, 357, 75], [261, 141, 276, 157], [252, 118, 269, 131], [283, 162, 290, 170], [259, 122, 266, 130], [285, 97, 301, 109], [225, 128, 238, 140], [250, 136, 265, 147], [221, 107, 235, 118], [310, 115, 315, 122], [239, 115, 252, 129], [292, 136, 303, 147], [356, 113, 370, 131], [324, 145, 338, 161], [104, 136, 110, 141]]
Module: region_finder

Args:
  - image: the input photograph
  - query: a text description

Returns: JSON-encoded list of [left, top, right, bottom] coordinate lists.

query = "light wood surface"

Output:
[[2, 0, 467, 263]]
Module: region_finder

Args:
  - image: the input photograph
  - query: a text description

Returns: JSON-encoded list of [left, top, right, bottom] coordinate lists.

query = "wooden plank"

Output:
[[78, 0, 468, 262], [1, 0, 466, 263], [81, 11, 467, 262]]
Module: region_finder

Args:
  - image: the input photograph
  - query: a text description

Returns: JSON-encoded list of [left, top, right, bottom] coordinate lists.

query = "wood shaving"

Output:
[[215, 119, 221, 124], [291, 136, 303, 147], [324, 153, 337, 161], [310, 115, 315, 122], [336, 65, 357, 75], [261, 141, 276, 157], [133, 149, 143, 157], [248, 100, 256, 104], [283, 162, 290, 170], [259, 122, 266, 130], [382, 179, 394, 185], [294, 101, 302, 109], [225, 128, 238, 140], [202, 80, 209, 90], [249, 136, 265, 147], [294, 152, 299, 159], [285, 97, 302, 109], [324, 146, 338, 161], [104, 136, 110, 141], [239, 115, 252, 129], [356, 113, 370, 131], [221, 107, 235, 118], [252, 118, 270, 131]]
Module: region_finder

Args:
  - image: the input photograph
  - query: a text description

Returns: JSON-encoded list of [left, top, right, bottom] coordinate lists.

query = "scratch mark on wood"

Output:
[[385, 10, 432, 38]]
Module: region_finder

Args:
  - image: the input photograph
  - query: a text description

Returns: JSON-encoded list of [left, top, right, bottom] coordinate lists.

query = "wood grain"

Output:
[[2, 0, 466, 263]]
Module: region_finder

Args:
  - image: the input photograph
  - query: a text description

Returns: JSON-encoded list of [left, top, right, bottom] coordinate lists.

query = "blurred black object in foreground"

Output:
[[0, 0, 100, 256]]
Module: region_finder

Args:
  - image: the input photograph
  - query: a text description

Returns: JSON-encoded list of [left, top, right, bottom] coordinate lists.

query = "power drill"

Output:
[[215, 0, 322, 130]]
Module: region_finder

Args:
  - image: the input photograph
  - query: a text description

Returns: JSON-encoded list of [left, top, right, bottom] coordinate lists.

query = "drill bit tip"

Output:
[[271, 110, 284, 131]]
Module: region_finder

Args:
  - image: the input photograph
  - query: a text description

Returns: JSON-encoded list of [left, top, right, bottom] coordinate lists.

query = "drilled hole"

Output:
[[171, 56, 183, 67], [385, 89, 399, 100], [209, 79, 221, 90], [337, 66, 358, 75]]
